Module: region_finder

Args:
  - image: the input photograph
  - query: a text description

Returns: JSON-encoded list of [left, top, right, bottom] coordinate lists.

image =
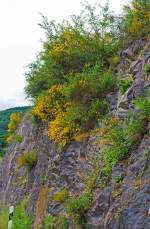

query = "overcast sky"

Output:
[[0, 0, 127, 110]]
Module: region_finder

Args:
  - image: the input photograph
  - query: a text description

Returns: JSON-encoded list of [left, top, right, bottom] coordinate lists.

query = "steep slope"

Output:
[[0, 39, 150, 229]]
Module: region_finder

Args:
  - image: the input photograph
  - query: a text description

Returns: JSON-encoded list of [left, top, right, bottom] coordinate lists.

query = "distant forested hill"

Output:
[[0, 106, 30, 157]]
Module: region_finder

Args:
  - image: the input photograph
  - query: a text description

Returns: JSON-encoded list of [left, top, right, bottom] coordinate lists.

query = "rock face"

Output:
[[0, 118, 90, 212], [0, 39, 150, 229], [87, 133, 150, 229], [117, 39, 150, 118]]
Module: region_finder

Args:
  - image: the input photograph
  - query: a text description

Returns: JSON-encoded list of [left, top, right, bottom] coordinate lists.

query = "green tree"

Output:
[[25, 2, 120, 98], [121, 0, 150, 42]]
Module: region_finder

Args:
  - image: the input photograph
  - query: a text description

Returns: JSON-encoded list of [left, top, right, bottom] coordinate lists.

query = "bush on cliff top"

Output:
[[25, 0, 150, 146], [25, 2, 120, 98], [32, 65, 116, 146], [122, 0, 150, 43]]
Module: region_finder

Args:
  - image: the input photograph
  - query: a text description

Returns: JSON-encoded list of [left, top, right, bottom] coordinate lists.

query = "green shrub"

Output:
[[65, 192, 92, 226], [14, 135, 23, 144], [32, 64, 116, 146], [53, 188, 69, 203], [17, 151, 38, 171], [0, 206, 9, 229], [65, 99, 108, 132], [98, 114, 145, 178], [96, 94, 150, 183], [41, 215, 56, 229], [12, 205, 33, 229], [134, 92, 150, 120], [25, 2, 120, 99], [84, 168, 100, 192], [112, 174, 124, 185], [24, 2, 122, 146], [108, 55, 120, 66], [42, 215, 68, 229], [122, 0, 150, 42], [144, 64, 150, 74], [119, 75, 133, 95], [64, 66, 116, 103]]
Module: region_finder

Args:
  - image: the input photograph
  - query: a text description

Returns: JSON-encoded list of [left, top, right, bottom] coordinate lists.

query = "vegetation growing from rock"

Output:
[[97, 112, 146, 178], [12, 200, 33, 229], [0, 206, 9, 229], [28, 2, 120, 146], [25, 2, 120, 99], [65, 192, 93, 227], [122, 0, 150, 43], [135, 90, 150, 119], [53, 187, 69, 203], [25, 0, 150, 147], [22, 1, 150, 223], [119, 75, 133, 95], [17, 151, 38, 171], [144, 63, 150, 74], [41, 215, 68, 229], [14, 134, 23, 144], [7, 113, 22, 144], [0, 199, 32, 229], [1, 1, 150, 229]]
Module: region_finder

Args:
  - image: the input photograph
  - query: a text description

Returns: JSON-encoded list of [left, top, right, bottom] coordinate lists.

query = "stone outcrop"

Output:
[[117, 39, 150, 118], [0, 39, 150, 229]]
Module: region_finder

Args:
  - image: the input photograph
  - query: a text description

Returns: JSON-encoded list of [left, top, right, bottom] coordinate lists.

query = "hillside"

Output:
[[0, 107, 30, 157], [0, 1, 150, 229]]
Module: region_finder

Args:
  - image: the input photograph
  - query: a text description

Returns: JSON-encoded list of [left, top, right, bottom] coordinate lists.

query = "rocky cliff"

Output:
[[0, 39, 150, 229]]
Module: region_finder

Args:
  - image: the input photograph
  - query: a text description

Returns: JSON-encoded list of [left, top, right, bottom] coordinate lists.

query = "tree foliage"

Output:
[[32, 65, 116, 146], [25, 0, 150, 146], [122, 0, 150, 42], [25, 2, 120, 98]]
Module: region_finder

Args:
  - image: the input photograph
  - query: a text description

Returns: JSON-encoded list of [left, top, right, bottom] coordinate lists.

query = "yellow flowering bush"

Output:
[[7, 113, 22, 143], [48, 112, 80, 146], [31, 65, 116, 146], [51, 43, 66, 55], [25, 2, 120, 98], [32, 85, 66, 121], [50, 29, 103, 74], [8, 113, 21, 134], [25, 2, 122, 147]]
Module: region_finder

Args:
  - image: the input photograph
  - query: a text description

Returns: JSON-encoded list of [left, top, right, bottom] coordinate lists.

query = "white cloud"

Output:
[[0, 91, 30, 110], [0, 0, 126, 110]]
